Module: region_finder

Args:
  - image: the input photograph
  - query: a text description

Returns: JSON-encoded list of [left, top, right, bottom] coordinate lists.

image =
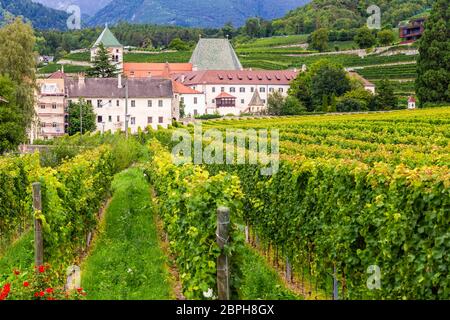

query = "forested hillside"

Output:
[[0, 0, 68, 30], [276, 0, 435, 34], [87, 0, 309, 28]]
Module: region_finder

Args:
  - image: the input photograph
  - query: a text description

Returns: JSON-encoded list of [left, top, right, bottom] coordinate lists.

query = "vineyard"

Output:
[[1, 107, 449, 300]]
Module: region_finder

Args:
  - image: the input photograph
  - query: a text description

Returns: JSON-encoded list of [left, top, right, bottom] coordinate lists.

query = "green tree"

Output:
[[87, 43, 118, 78], [0, 75, 25, 153], [267, 91, 284, 115], [0, 17, 36, 139], [222, 22, 236, 39], [67, 100, 96, 135], [310, 60, 351, 110], [168, 38, 189, 51], [179, 100, 186, 118], [375, 78, 398, 110], [416, 0, 450, 106], [309, 28, 329, 52], [245, 17, 262, 38], [288, 72, 313, 111], [354, 26, 376, 48], [282, 96, 305, 115], [342, 88, 374, 110], [377, 29, 395, 46]]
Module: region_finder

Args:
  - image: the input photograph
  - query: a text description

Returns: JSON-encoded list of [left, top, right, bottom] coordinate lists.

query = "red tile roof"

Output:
[[215, 92, 236, 99], [172, 80, 202, 94], [48, 71, 67, 79], [173, 70, 299, 85], [408, 96, 416, 103], [124, 63, 193, 78]]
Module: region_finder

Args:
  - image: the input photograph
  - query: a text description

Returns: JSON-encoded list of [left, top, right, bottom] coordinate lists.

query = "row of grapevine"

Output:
[[204, 152, 449, 299], [142, 140, 245, 299], [0, 154, 38, 249], [0, 145, 116, 264]]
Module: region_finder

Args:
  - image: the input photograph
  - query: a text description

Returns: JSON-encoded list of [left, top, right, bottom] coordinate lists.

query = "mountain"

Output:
[[0, 0, 69, 29], [275, 0, 435, 34], [87, 0, 311, 28], [32, 0, 112, 16]]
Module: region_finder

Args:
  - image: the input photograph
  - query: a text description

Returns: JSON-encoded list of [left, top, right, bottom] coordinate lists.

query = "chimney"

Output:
[[78, 73, 85, 87], [118, 73, 122, 88], [181, 75, 186, 82], [192, 64, 198, 71]]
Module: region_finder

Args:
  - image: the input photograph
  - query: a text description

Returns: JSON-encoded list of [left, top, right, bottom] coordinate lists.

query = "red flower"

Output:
[[38, 265, 46, 273], [39, 291, 45, 297], [23, 281, 30, 287], [0, 283, 11, 300], [14, 270, 20, 275], [45, 288, 53, 294], [34, 292, 39, 297], [77, 288, 83, 293]]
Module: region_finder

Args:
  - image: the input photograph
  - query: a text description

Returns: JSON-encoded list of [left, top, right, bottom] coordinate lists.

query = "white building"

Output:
[[90, 25, 124, 73], [408, 96, 416, 109], [172, 81, 206, 117], [32, 71, 67, 141], [172, 70, 299, 115], [66, 74, 177, 133]]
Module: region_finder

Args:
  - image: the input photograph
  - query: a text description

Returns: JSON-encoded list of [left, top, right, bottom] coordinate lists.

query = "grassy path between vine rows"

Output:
[[80, 168, 174, 299], [0, 231, 34, 278]]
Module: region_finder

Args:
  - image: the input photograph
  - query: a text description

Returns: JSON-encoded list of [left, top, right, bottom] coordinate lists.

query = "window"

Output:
[[116, 100, 120, 107], [97, 100, 102, 108], [251, 87, 254, 92], [148, 100, 152, 107], [41, 123, 46, 127], [269, 88, 274, 93], [212, 99, 215, 103], [278, 88, 284, 93], [194, 97, 198, 104], [108, 100, 112, 107], [147, 117, 152, 124], [130, 117, 136, 125], [158, 117, 164, 124], [158, 100, 163, 107], [240, 87, 245, 93], [212, 87, 216, 93], [260, 87, 266, 93], [194, 109, 198, 116], [97, 116, 103, 123], [108, 116, 112, 122], [117, 116, 120, 122], [230, 87, 235, 93], [180, 97, 184, 103], [221, 87, 225, 92], [262, 99, 266, 103], [86, 100, 92, 105], [40, 104, 45, 109], [241, 99, 244, 104], [131, 100, 136, 107], [52, 122, 57, 127], [52, 103, 57, 109]]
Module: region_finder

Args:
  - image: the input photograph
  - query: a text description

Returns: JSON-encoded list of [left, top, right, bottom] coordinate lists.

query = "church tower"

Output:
[[91, 24, 124, 73]]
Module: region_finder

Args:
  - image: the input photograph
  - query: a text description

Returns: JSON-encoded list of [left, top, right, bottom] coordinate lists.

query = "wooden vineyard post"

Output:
[[333, 265, 339, 300], [286, 257, 292, 283], [216, 207, 230, 300], [32, 182, 44, 268]]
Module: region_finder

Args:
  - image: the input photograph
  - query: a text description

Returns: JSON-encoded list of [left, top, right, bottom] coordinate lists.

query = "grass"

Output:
[[356, 63, 417, 80], [38, 63, 89, 74], [0, 231, 34, 278], [81, 168, 173, 300], [236, 35, 309, 49], [238, 246, 301, 300]]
